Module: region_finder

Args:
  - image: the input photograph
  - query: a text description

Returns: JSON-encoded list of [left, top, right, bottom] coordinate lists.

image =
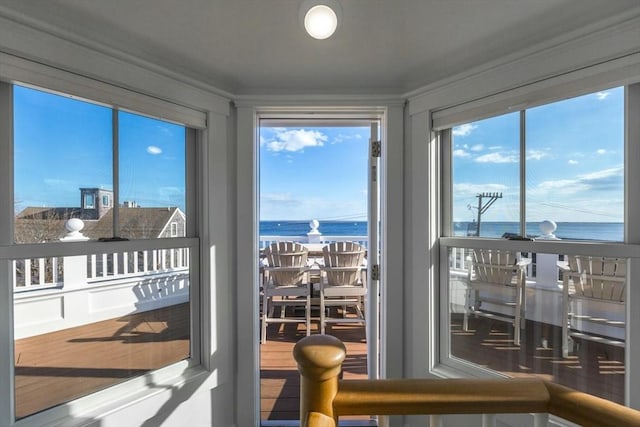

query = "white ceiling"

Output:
[[1, 0, 639, 96]]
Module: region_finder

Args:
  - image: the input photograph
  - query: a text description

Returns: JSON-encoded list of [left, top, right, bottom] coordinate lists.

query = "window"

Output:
[[441, 85, 632, 405], [118, 111, 186, 240], [525, 88, 624, 239], [452, 113, 520, 237], [84, 194, 95, 209], [6, 83, 197, 420], [450, 87, 624, 241]]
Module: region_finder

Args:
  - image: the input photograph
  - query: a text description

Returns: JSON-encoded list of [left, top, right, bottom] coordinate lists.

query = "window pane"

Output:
[[526, 88, 624, 241], [14, 86, 112, 243], [452, 113, 520, 237], [13, 247, 191, 419], [118, 112, 186, 239], [448, 246, 625, 404]]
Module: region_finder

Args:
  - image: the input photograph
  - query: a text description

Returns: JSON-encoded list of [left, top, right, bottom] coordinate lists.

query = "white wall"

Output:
[[0, 12, 234, 427]]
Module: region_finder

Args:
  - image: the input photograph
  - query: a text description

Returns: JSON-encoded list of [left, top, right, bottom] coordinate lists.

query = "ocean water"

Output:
[[260, 220, 367, 237], [260, 220, 624, 242], [454, 221, 624, 242]]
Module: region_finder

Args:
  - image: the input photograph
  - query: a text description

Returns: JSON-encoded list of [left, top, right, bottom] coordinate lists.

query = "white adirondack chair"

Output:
[[261, 241, 311, 343], [464, 249, 531, 346], [319, 241, 367, 334], [558, 256, 626, 357]]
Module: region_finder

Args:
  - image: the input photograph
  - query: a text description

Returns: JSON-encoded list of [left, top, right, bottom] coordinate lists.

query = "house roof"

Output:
[[0, 1, 638, 96], [16, 207, 81, 220], [15, 207, 184, 242], [84, 208, 183, 240]]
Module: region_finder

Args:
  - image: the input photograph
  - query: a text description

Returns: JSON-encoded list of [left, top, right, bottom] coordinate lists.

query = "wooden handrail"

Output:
[[294, 335, 640, 427]]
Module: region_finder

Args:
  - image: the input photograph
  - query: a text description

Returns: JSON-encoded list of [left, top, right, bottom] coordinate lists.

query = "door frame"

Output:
[[235, 104, 405, 426]]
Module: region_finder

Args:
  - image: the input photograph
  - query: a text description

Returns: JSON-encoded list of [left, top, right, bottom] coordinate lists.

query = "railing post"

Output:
[[293, 335, 346, 427], [60, 219, 89, 289], [307, 219, 322, 244]]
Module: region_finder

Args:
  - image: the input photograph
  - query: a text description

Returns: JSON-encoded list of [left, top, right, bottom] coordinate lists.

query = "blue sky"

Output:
[[13, 85, 186, 213], [13, 84, 624, 225], [259, 126, 369, 221], [452, 86, 624, 223]]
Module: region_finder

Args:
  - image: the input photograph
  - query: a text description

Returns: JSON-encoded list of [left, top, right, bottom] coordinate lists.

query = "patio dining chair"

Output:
[[319, 241, 367, 334], [464, 249, 531, 346], [557, 256, 626, 357], [261, 241, 312, 343]]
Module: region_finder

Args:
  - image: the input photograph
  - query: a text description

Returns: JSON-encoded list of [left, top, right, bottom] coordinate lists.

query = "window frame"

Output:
[[0, 79, 203, 425], [435, 83, 640, 408]]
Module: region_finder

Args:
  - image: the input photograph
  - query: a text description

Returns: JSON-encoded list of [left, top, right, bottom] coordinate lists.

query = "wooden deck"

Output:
[[13, 304, 624, 422], [451, 313, 625, 404], [260, 318, 368, 421], [15, 303, 190, 419]]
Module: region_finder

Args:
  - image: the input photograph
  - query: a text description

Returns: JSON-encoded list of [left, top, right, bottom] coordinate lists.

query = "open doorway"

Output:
[[257, 117, 382, 424]]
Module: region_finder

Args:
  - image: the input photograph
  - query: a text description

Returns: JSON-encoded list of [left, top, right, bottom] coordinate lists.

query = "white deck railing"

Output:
[[86, 248, 189, 282], [13, 248, 189, 291], [259, 235, 368, 249], [13, 257, 63, 290]]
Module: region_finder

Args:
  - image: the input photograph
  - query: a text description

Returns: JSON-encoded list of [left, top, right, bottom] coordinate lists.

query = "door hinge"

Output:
[[371, 264, 380, 281], [371, 140, 381, 158]]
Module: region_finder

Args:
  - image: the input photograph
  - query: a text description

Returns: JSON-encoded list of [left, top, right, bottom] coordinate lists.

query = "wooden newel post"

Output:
[[293, 335, 346, 427]]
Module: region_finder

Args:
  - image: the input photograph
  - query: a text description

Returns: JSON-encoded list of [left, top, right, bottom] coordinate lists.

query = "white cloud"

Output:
[[526, 150, 549, 161], [596, 91, 610, 100], [470, 144, 484, 152], [530, 166, 623, 196], [578, 166, 623, 182], [452, 123, 477, 137], [596, 149, 607, 155], [147, 146, 162, 155], [264, 129, 327, 152], [568, 159, 579, 165], [332, 133, 363, 144], [453, 149, 470, 157], [475, 152, 518, 163], [535, 179, 589, 194]]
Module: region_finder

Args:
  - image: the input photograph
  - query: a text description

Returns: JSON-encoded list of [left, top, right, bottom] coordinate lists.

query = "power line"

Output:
[[317, 213, 367, 221]]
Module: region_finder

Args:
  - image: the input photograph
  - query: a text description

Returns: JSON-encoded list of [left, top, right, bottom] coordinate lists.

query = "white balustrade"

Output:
[[13, 257, 63, 291], [13, 219, 190, 291], [259, 219, 368, 249]]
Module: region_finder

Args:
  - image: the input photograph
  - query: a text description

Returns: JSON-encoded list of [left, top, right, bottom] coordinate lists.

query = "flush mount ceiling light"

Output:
[[301, 0, 341, 40]]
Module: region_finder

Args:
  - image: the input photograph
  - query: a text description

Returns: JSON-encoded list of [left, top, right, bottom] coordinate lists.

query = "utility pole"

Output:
[[473, 192, 502, 236]]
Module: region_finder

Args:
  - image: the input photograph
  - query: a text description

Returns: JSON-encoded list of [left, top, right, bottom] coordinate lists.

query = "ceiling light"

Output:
[[302, 1, 341, 40]]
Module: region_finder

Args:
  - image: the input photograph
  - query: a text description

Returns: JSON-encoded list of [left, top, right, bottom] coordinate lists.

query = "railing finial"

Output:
[[61, 218, 89, 241], [307, 219, 322, 243], [293, 335, 346, 427]]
